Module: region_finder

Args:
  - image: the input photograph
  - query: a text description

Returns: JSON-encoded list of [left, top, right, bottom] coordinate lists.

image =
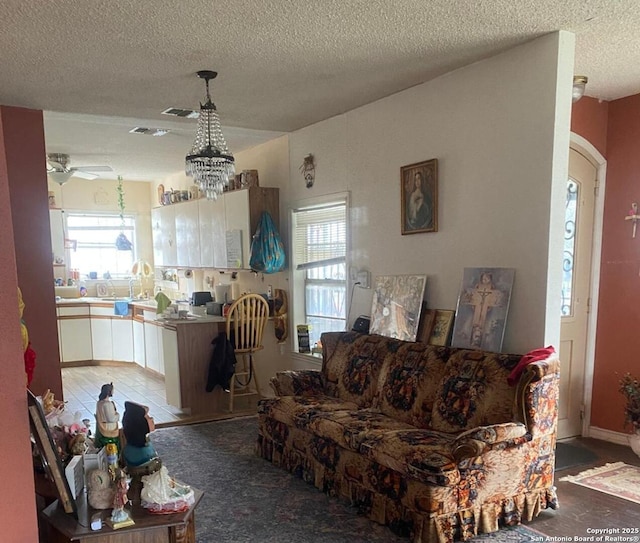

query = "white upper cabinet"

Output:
[[159, 205, 177, 267], [223, 190, 251, 269], [152, 187, 279, 270], [198, 197, 227, 268]]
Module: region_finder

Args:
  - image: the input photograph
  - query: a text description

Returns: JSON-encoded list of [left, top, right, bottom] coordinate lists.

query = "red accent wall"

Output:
[[0, 107, 39, 542], [570, 96, 609, 158], [2, 106, 62, 400], [590, 93, 640, 432]]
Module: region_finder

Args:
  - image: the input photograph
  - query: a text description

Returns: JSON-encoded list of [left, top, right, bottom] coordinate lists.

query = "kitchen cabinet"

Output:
[[175, 200, 201, 268], [90, 305, 133, 363], [132, 318, 145, 367], [152, 205, 177, 267], [112, 317, 134, 362], [198, 197, 227, 268], [151, 186, 279, 271], [151, 207, 163, 267], [90, 318, 112, 361], [223, 187, 280, 269], [50, 208, 67, 280], [162, 328, 180, 406], [144, 311, 165, 376], [58, 305, 92, 363]]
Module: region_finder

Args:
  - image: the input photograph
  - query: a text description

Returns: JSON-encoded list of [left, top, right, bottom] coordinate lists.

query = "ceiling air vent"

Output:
[[129, 127, 170, 136], [161, 107, 199, 119]]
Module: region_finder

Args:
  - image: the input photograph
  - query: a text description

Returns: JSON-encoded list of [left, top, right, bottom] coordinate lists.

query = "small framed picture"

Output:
[[401, 158, 438, 235], [428, 309, 455, 346], [27, 390, 78, 517]]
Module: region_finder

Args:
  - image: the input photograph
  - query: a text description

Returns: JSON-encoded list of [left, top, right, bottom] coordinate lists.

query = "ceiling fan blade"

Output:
[[74, 165, 113, 172], [71, 170, 99, 180]]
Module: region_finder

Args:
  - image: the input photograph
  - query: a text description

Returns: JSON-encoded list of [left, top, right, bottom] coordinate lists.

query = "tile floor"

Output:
[[61, 365, 191, 430]]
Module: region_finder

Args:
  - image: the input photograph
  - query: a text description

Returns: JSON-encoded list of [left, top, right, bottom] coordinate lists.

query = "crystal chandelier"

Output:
[[185, 70, 235, 200]]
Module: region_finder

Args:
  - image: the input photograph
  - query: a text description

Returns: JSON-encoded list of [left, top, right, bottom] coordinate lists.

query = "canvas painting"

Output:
[[370, 275, 427, 341], [451, 268, 515, 352]]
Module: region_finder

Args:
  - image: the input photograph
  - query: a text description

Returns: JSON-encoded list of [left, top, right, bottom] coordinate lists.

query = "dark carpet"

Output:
[[555, 442, 599, 472], [152, 417, 545, 543]]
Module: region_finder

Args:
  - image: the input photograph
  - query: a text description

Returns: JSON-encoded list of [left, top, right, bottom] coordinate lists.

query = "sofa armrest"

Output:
[[517, 355, 561, 438], [451, 422, 529, 462], [269, 370, 324, 397]]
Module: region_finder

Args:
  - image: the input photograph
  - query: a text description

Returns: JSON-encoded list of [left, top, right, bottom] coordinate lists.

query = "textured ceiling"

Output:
[[1, 0, 639, 181]]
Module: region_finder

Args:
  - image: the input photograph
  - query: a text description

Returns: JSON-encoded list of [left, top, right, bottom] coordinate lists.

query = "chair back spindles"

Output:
[[224, 293, 269, 412]]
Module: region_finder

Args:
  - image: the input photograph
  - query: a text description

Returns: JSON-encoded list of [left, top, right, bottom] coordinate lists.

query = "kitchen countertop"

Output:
[[55, 297, 228, 324]]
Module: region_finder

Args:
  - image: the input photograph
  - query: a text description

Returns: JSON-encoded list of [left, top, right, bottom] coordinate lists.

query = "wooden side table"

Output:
[[41, 487, 203, 543]]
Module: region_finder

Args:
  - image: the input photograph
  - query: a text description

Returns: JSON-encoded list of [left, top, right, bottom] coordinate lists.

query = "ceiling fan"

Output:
[[46, 153, 113, 185]]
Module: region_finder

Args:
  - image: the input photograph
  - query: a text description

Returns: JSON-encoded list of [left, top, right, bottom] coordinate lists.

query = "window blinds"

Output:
[[293, 202, 346, 271]]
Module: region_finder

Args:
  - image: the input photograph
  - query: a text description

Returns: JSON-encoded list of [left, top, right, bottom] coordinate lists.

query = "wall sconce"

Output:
[[300, 154, 316, 188], [572, 75, 588, 103]]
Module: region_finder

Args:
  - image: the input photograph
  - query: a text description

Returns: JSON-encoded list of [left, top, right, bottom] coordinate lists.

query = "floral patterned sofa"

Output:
[[257, 331, 560, 542]]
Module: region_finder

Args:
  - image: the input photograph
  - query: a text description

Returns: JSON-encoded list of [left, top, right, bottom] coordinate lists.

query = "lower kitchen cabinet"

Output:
[[112, 317, 134, 362], [59, 318, 93, 362], [144, 321, 165, 376], [90, 318, 113, 361], [132, 318, 146, 367], [162, 328, 179, 406]]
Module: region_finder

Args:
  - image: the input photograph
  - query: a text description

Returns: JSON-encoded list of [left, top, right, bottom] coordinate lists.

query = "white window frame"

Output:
[[65, 211, 137, 279], [289, 192, 350, 351]]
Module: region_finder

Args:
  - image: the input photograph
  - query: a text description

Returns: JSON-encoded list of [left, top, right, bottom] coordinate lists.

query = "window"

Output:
[[292, 198, 348, 347], [66, 213, 136, 278]]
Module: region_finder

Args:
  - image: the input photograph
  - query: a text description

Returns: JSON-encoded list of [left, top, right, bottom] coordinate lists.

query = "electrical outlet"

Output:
[[267, 285, 273, 298], [356, 271, 370, 289]]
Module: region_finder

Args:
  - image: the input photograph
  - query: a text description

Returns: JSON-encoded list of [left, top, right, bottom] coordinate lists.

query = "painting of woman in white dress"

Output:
[[401, 159, 438, 235]]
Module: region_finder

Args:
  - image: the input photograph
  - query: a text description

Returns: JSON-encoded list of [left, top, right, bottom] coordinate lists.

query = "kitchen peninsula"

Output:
[[56, 297, 258, 416]]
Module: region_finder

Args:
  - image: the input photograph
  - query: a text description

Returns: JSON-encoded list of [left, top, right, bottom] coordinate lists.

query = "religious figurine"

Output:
[[94, 383, 120, 449], [122, 401, 161, 470], [625, 202, 639, 238], [109, 469, 134, 528], [105, 442, 119, 479]]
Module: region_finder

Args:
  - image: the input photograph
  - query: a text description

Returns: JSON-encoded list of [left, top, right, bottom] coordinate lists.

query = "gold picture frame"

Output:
[[428, 309, 455, 346], [27, 390, 78, 517], [401, 158, 438, 235]]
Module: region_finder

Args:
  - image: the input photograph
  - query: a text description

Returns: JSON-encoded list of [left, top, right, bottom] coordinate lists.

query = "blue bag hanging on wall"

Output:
[[249, 211, 286, 273]]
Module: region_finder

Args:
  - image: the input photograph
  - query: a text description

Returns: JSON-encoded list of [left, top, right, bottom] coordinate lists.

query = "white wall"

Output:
[[280, 31, 575, 354], [147, 31, 575, 358]]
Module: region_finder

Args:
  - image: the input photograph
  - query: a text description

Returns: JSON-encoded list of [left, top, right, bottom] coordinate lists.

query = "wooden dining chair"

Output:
[[225, 293, 270, 412]]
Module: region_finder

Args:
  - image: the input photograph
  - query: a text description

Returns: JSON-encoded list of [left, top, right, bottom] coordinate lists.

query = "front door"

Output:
[[558, 147, 598, 439]]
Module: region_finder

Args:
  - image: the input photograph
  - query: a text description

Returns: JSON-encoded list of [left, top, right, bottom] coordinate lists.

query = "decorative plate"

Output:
[[96, 282, 109, 297]]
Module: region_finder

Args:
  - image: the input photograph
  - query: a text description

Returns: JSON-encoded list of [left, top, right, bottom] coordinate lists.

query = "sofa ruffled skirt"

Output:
[[257, 416, 558, 543]]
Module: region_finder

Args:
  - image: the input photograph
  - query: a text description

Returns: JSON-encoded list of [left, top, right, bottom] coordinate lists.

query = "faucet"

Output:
[[129, 278, 137, 299], [107, 279, 117, 297]]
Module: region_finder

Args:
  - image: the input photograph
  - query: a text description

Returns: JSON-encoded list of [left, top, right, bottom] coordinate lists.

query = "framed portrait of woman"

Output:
[[400, 159, 438, 235]]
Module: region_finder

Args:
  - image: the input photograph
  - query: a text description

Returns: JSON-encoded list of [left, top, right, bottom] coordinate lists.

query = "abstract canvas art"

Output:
[[451, 267, 515, 352], [370, 274, 427, 341]]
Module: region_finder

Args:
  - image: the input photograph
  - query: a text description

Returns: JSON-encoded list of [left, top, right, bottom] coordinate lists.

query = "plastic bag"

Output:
[[249, 211, 286, 273]]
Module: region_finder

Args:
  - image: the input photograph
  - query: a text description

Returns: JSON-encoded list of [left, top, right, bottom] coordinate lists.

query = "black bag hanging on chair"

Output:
[[249, 211, 286, 273]]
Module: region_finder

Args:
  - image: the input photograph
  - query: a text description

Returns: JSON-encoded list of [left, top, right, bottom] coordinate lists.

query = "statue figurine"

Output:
[[110, 469, 134, 527], [105, 442, 119, 479], [94, 383, 120, 449], [122, 401, 161, 470]]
